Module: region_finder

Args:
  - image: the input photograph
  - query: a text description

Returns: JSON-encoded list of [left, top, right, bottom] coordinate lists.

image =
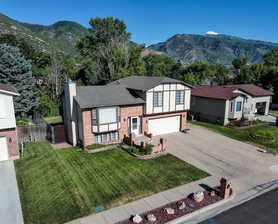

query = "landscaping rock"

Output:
[[177, 201, 186, 210], [132, 214, 142, 223], [209, 191, 216, 197], [164, 207, 175, 214], [193, 191, 204, 202], [146, 214, 157, 222]]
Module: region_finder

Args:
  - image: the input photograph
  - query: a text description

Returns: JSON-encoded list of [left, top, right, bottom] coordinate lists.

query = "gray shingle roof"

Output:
[[74, 85, 145, 109], [109, 76, 192, 91]]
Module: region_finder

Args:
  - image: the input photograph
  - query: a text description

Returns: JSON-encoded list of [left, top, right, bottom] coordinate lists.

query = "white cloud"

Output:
[[206, 31, 219, 35]]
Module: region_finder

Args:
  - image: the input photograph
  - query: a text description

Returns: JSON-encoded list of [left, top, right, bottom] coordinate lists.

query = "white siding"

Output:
[[0, 93, 16, 129], [145, 84, 191, 114]]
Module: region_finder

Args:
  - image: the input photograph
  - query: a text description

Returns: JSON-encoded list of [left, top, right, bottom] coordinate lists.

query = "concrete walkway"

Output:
[[0, 160, 24, 224], [67, 176, 219, 224]]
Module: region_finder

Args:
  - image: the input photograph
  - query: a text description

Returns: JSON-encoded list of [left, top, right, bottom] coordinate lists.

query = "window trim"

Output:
[[153, 91, 163, 107], [175, 90, 184, 105]]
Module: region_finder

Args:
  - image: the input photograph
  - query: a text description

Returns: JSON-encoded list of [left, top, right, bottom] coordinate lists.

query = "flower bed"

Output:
[[228, 119, 264, 129], [117, 191, 222, 224], [85, 144, 118, 153]]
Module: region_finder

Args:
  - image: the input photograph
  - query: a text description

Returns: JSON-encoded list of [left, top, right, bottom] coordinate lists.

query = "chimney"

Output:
[[64, 80, 77, 146]]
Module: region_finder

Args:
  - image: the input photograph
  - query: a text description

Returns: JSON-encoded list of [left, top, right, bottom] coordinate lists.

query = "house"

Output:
[[63, 76, 192, 146], [0, 84, 20, 161], [191, 84, 273, 125]]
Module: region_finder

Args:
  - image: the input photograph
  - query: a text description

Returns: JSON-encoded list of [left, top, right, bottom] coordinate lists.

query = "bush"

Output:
[[144, 144, 153, 155], [129, 146, 140, 154], [16, 117, 34, 126], [249, 129, 275, 142]]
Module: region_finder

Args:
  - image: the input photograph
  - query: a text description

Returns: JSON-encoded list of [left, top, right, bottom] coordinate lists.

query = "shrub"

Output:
[[129, 146, 140, 154], [144, 144, 153, 155]]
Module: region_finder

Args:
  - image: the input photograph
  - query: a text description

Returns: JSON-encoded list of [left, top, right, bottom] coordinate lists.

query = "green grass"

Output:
[[43, 116, 63, 124], [190, 120, 278, 153], [270, 110, 278, 116], [16, 117, 34, 126], [86, 143, 106, 150], [15, 141, 208, 224]]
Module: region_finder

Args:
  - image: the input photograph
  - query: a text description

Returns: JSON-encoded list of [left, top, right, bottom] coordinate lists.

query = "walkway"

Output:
[[0, 160, 24, 224], [67, 176, 219, 224]]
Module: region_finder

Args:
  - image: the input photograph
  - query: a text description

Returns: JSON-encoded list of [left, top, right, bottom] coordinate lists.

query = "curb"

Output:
[[166, 191, 235, 224]]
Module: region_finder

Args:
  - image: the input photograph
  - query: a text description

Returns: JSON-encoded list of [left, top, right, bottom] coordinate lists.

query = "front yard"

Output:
[[190, 121, 278, 154], [15, 141, 208, 224]]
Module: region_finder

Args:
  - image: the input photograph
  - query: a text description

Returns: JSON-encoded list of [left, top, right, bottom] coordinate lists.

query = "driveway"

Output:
[[159, 124, 278, 193], [0, 161, 24, 224]]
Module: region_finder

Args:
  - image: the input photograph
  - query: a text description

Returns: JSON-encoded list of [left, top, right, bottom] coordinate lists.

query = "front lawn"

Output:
[[190, 121, 278, 153], [15, 141, 208, 224]]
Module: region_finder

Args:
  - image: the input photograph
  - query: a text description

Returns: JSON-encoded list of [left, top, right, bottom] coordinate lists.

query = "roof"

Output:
[[74, 85, 145, 109], [109, 76, 192, 91], [192, 84, 273, 100], [0, 83, 19, 96]]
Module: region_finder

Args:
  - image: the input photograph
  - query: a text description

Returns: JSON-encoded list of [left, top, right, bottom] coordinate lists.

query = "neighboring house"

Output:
[[191, 84, 273, 125], [64, 76, 192, 146], [0, 84, 20, 161]]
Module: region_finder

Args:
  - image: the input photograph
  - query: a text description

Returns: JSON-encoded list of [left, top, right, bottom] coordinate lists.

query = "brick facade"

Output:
[[119, 105, 144, 140], [0, 128, 19, 160], [82, 110, 94, 146], [80, 104, 187, 146]]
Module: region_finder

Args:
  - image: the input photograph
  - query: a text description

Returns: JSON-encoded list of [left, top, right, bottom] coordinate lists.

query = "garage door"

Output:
[[148, 116, 180, 136], [0, 137, 8, 161]]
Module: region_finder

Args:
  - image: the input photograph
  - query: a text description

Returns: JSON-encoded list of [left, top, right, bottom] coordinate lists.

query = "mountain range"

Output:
[[1, 13, 277, 64]]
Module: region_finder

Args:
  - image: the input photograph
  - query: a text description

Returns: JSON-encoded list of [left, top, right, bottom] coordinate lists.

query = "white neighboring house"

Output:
[[191, 84, 273, 125], [0, 84, 20, 161]]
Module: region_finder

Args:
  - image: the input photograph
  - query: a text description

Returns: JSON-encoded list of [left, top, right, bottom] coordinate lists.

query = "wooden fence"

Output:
[[17, 123, 48, 143]]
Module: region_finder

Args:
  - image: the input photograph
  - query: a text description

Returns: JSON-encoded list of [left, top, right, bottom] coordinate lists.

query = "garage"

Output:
[[148, 116, 180, 136], [0, 137, 8, 161]]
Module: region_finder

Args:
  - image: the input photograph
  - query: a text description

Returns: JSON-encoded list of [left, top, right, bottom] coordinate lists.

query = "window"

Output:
[[95, 134, 101, 143], [236, 101, 242, 112], [111, 132, 118, 141], [230, 101, 234, 113], [132, 117, 138, 130], [175, 90, 184, 105], [98, 107, 117, 124], [153, 91, 163, 107], [102, 133, 109, 143], [92, 109, 98, 125]]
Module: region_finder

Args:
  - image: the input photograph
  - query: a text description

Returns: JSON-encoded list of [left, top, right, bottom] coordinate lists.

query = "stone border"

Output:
[[229, 122, 266, 130], [166, 189, 235, 224], [84, 144, 118, 154], [121, 144, 168, 160]]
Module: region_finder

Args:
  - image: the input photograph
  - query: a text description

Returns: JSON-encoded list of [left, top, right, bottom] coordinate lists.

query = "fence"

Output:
[[17, 123, 48, 143]]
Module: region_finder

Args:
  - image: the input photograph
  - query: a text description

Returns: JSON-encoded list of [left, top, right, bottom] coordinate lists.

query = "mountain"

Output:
[[0, 13, 88, 56], [148, 34, 278, 65]]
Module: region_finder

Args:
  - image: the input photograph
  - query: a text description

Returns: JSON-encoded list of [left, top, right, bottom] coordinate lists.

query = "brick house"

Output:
[[0, 84, 20, 161], [64, 76, 192, 146]]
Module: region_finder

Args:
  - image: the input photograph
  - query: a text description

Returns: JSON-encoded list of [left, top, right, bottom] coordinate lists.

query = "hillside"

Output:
[[148, 34, 278, 65], [0, 13, 88, 56]]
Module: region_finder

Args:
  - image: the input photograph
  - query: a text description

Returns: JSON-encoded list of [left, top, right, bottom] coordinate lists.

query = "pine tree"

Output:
[[0, 44, 38, 115]]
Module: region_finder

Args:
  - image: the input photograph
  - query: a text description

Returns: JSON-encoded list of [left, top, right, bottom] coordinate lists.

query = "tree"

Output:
[[263, 48, 278, 66], [77, 17, 143, 84], [232, 56, 248, 70], [143, 54, 183, 78], [212, 64, 232, 85], [182, 61, 215, 85], [0, 44, 38, 115]]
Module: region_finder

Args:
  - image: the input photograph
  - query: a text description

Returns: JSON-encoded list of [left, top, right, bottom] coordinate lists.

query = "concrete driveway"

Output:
[[0, 161, 24, 224], [159, 124, 278, 193]]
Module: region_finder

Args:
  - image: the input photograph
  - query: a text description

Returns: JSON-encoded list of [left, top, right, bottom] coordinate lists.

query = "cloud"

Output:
[[206, 31, 219, 35]]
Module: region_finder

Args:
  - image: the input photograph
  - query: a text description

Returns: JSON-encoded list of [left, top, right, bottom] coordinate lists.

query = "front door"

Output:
[[0, 137, 8, 162], [130, 116, 141, 135]]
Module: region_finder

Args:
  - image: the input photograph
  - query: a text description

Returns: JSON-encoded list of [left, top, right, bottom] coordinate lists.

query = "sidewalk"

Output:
[[0, 161, 24, 224], [67, 176, 219, 224]]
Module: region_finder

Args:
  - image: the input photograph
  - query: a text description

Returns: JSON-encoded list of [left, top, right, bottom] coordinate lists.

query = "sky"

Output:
[[2, 0, 278, 46]]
